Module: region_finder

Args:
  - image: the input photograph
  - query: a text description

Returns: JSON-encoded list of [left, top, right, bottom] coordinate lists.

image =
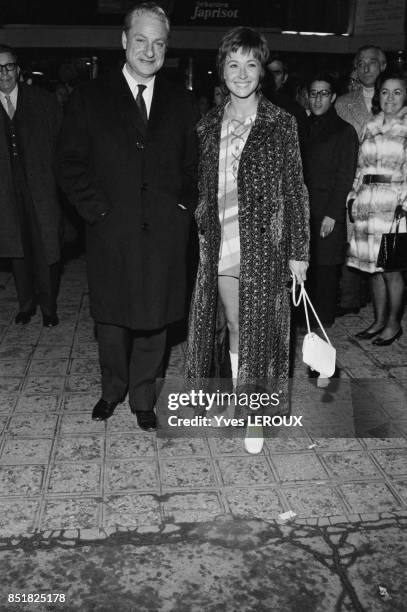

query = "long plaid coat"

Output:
[[186, 96, 309, 388]]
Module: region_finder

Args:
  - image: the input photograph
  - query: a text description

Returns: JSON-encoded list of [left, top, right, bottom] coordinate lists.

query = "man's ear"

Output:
[[122, 31, 127, 50], [331, 93, 337, 104], [282, 73, 288, 85]]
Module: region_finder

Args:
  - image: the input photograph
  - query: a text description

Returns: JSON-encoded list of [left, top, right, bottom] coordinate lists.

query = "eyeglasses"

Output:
[[309, 89, 331, 99], [0, 63, 17, 73]]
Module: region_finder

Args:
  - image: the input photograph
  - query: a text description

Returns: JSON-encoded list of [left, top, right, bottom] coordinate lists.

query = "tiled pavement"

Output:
[[0, 258, 407, 542]]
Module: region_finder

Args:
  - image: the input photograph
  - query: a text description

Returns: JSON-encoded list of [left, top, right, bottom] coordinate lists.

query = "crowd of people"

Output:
[[1, 2, 407, 455]]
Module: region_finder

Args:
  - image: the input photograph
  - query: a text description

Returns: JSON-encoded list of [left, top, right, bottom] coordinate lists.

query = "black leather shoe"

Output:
[[372, 328, 403, 346], [135, 410, 157, 432], [43, 314, 59, 328], [15, 309, 36, 325], [335, 306, 360, 317], [355, 326, 385, 340], [92, 398, 119, 421]]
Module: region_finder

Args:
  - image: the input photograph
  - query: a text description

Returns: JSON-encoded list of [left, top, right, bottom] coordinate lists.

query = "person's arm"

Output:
[[282, 116, 310, 282], [322, 124, 359, 234], [179, 93, 200, 213], [55, 87, 111, 225]]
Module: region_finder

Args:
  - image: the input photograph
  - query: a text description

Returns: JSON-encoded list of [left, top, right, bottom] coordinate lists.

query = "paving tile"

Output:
[[105, 409, 140, 433], [157, 436, 210, 456], [105, 459, 159, 491], [70, 359, 100, 375], [28, 359, 69, 376], [339, 482, 402, 513], [208, 437, 249, 456], [226, 487, 284, 519], [71, 344, 99, 359], [106, 434, 155, 459], [160, 457, 217, 488], [163, 491, 222, 522], [17, 395, 60, 413], [312, 438, 363, 451], [391, 479, 407, 504], [0, 393, 17, 413], [62, 393, 99, 412], [104, 494, 161, 529], [0, 438, 53, 464], [41, 498, 99, 530], [24, 375, 65, 394], [55, 435, 103, 461], [60, 413, 105, 434], [0, 345, 33, 360], [362, 436, 407, 449], [0, 416, 8, 434], [0, 376, 23, 392], [269, 452, 328, 482], [264, 436, 313, 453], [217, 456, 274, 486], [283, 485, 347, 518], [319, 451, 382, 480], [0, 499, 39, 537], [0, 464, 45, 495], [48, 463, 101, 494], [372, 449, 407, 477], [32, 345, 72, 359], [0, 360, 28, 376], [65, 374, 100, 392], [7, 414, 58, 438]]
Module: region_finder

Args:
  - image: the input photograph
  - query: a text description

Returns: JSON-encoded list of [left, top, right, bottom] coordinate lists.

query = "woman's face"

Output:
[[223, 48, 261, 100], [380, 78, 407, 118]]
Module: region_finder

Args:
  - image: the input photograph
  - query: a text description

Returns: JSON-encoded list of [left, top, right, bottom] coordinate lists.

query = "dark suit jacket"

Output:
[[0, 84, 62, 262], [303, 107, 358, 266], [56, 70, 199, 329]]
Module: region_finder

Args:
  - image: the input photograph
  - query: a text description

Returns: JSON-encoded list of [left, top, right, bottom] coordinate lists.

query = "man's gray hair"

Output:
[[123, 2, 170, 33], [353, 45, 387, 70]]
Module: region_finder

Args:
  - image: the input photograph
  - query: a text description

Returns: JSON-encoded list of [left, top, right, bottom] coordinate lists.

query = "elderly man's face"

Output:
[[355, 48, 385, 88], [0, 52, 19, 95]]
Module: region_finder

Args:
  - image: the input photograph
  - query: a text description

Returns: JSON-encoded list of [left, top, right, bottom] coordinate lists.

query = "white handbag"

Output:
[[291, 276, 336, 378]]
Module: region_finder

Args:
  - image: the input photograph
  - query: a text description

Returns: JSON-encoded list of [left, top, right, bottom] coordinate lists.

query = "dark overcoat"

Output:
[[186, 96, 309, 386], [56, 71, 198, 330], [0, 84, 62, 263], [302, 107, 359, 266]]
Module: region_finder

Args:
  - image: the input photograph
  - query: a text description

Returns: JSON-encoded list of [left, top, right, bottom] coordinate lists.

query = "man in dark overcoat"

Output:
[[0, 45, 62, 327], [56, 2, 198, 430], [303, 72, 358, 326]]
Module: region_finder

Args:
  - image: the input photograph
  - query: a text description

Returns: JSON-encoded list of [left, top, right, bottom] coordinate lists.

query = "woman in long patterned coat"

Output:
[[347, 69, 407, 345], [185, 27, 309, 451]]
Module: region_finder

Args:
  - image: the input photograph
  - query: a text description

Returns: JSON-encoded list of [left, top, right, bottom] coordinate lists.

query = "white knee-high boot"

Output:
[[229, 351, 238, 382]]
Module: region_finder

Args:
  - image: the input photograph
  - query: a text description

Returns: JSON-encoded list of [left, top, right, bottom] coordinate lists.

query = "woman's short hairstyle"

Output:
[[372, 68, 407, 115], [123, 2, 170, 34], [217, 27, 269, 94], [307, 71, 338, 96]]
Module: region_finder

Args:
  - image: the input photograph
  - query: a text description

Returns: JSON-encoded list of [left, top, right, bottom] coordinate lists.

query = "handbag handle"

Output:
[[389, 205, 406, 234], [291, 274, 333, 346]]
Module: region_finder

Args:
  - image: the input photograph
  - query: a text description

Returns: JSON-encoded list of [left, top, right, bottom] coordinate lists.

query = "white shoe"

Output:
[[244, 425, 264, 454]]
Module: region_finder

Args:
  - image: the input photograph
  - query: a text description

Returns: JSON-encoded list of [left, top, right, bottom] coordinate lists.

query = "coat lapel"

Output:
[[241, 95, 279, 162], [109, 70, 147, 143]]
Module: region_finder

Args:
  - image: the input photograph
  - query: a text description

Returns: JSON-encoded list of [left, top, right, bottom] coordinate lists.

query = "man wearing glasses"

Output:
[[303, 73, 358, 327], [335, 45, 387, 317], [0, 45, 62, 327], [57, 3, 198, 430]]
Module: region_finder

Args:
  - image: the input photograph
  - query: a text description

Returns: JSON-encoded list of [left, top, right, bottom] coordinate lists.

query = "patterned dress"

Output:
[[217, 108, 256, 277], [347, 107, 407, 273]]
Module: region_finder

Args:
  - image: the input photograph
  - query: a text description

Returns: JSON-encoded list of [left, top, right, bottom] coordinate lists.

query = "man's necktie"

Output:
[[5, 95, 15, 120], [135, 84, 147, 125]]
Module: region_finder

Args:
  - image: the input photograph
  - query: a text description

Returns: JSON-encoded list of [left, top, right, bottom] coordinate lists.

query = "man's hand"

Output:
[[289, 260, 308, 284], [320, 216, 335, 238]]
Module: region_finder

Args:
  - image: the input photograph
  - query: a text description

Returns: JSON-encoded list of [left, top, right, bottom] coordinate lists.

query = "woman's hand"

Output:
[[320, 216, 335, 238], [289, 260, 308, 284]]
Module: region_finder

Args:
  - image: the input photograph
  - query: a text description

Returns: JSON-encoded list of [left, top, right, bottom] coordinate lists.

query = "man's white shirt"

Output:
[[122, 64, 154, 118], [0, 84, 18, 116]]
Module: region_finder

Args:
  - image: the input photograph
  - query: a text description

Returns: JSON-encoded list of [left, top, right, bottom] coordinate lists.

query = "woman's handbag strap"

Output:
[[291, 275, 333, 346]]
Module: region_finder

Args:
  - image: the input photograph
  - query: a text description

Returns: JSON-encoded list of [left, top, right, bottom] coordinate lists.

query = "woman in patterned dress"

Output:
[[186, 27, 309, 452], [347, 69, 407, 345]]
